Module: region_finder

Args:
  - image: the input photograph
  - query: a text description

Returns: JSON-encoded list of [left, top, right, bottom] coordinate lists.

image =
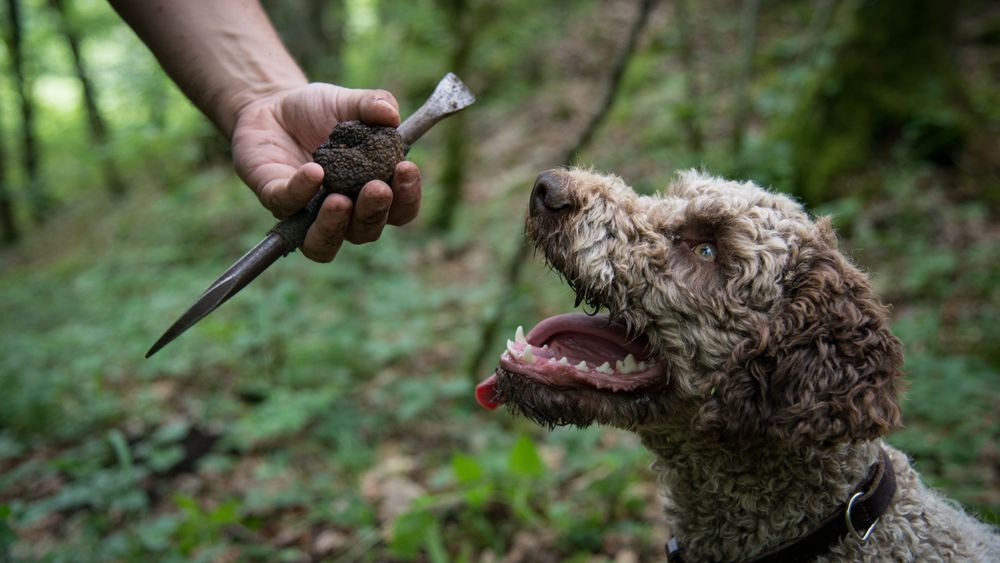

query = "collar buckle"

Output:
[[845, 491, 879, 541]]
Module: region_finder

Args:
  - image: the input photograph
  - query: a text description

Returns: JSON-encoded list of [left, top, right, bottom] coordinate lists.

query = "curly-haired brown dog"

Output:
[[476, 169, 1000, 562]]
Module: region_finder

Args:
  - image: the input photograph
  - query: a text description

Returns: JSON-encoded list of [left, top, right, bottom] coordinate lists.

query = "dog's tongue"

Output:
[[475, 373, 502, 410]]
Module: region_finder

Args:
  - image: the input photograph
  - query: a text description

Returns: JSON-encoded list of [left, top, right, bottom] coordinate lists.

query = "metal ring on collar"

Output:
[[845, 492, 879, 541]]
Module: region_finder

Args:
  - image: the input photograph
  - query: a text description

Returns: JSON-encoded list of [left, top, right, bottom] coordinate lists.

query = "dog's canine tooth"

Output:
[[624, 354, 638, 372], [515, 325, 527, 345]]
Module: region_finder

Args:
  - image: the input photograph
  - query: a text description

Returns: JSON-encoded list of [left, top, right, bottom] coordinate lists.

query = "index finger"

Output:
[[257, 162, 325, 218]]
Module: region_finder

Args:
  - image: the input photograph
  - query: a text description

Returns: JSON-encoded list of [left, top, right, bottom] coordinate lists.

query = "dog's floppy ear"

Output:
[[695, 220, 903, 447]]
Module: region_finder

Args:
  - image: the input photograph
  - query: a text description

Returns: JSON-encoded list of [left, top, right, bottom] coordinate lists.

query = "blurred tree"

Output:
[[803, 0, 836, 65], [730, 0, 761, 156], [49, 0, 127, 196], [0, 88, 19, 244], [777, 0, 973, 205], [4, 0, 49, 223], [430, 0, 475, 232], [263, 0, 345, 80], [673, 0, 704, 153]]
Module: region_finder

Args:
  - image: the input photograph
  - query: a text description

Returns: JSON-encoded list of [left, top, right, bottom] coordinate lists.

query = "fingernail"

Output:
[[375, 98, 395, 112]]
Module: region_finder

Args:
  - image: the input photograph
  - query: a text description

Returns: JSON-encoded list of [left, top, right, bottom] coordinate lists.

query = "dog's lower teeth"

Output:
[[515, 326, 527, 345], [576, 361, 588, 369], [559, 357, 570, 365], [523, 347, 535, 363], [597, 362, 612, 374], [624, 354, 638, 372]]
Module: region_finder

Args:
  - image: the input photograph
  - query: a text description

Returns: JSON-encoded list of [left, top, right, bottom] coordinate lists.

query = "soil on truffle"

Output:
[[311, 121, 405, 201]]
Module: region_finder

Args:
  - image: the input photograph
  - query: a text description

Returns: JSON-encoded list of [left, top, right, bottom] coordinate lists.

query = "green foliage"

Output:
[[0, 504, 15, 559], [770, 0, 973, 205], [173, 495, 241, 555], [228, 387, 340, 450], [390, 507, 447, 560]]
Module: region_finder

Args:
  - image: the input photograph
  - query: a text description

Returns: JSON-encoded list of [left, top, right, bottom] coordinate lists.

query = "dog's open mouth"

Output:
[[475, 313, 662, 410]]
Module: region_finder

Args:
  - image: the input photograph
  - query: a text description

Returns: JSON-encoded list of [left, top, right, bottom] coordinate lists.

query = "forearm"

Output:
[[109, 0, 307, 137]]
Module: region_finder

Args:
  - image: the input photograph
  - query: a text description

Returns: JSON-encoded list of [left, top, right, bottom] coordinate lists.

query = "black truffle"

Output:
[[311, 121, 405, 201]]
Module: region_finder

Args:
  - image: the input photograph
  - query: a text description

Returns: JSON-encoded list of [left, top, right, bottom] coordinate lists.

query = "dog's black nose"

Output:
[[530, 170, 572, 216]]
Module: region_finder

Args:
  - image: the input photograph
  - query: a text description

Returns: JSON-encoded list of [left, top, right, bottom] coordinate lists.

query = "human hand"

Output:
[[231, 83, 422, 262]]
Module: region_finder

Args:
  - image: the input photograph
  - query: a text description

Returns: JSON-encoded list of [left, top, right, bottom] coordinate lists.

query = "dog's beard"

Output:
[[493, 367, 675, 430]]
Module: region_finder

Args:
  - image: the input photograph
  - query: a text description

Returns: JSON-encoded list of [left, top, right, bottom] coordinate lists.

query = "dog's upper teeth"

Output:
[[637, 361, 648, 371], [596, 362, 612, 374], [515, 326, 527, 345]]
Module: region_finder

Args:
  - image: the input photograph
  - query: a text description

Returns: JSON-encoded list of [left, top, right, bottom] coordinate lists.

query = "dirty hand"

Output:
[[231, 83, 422, 262]]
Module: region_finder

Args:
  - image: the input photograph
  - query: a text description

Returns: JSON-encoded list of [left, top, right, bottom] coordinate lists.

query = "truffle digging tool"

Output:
[[146, 73, 475, 358]]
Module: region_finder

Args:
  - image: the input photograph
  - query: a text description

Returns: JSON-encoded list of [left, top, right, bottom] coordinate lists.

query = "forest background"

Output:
[[1, 0, 997, 561]]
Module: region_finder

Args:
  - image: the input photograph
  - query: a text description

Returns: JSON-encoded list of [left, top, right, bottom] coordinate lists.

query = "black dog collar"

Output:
[[667, 447, 897, 563]]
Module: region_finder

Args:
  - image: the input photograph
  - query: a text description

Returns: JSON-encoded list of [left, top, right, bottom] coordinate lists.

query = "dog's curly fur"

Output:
[[494, 168, 1000, 562]]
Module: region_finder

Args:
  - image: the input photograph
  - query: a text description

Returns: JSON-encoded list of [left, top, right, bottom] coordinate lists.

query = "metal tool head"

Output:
[[397, 73, 476, 146], [146, 73, 476, 358]]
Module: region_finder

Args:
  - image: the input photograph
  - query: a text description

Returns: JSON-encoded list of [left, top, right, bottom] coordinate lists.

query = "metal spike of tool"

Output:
[[146, 73, 475, 358]]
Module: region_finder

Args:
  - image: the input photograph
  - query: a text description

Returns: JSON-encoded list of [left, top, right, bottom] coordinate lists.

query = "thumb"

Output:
[[336, 88, 401, 127]]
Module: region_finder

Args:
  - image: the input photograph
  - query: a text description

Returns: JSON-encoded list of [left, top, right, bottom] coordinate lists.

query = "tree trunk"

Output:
[[430, 0, 473, 233], [729, 0, 761, 156], [777, 0, 972, 205], [674, 0, 704, 153], [466, 0, 659, 381], [0, 88, 20, 244], [5, 0, 50, 223], [803, 0, 836, 65], [50, 0, 127, 196]]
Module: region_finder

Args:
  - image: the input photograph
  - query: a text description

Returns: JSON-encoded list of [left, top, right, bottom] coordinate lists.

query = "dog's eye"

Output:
[[693, 242, 716, 262]]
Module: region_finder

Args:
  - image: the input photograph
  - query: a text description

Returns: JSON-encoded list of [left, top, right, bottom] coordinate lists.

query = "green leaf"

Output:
[[451, 453, 484, 484], [463, 483, 492, 509], [0, 503, 14, 551], [106, 429, 133, 472], [174, 494, 199, 516], [390, 509, 436, 558], [508, 434, 544, 478], [425, 520, 448, 563], [209, 500, 240, 526]]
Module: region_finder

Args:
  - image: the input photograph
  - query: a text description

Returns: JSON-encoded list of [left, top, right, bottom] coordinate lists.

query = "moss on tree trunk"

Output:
[[778, 0, 973, 206]]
